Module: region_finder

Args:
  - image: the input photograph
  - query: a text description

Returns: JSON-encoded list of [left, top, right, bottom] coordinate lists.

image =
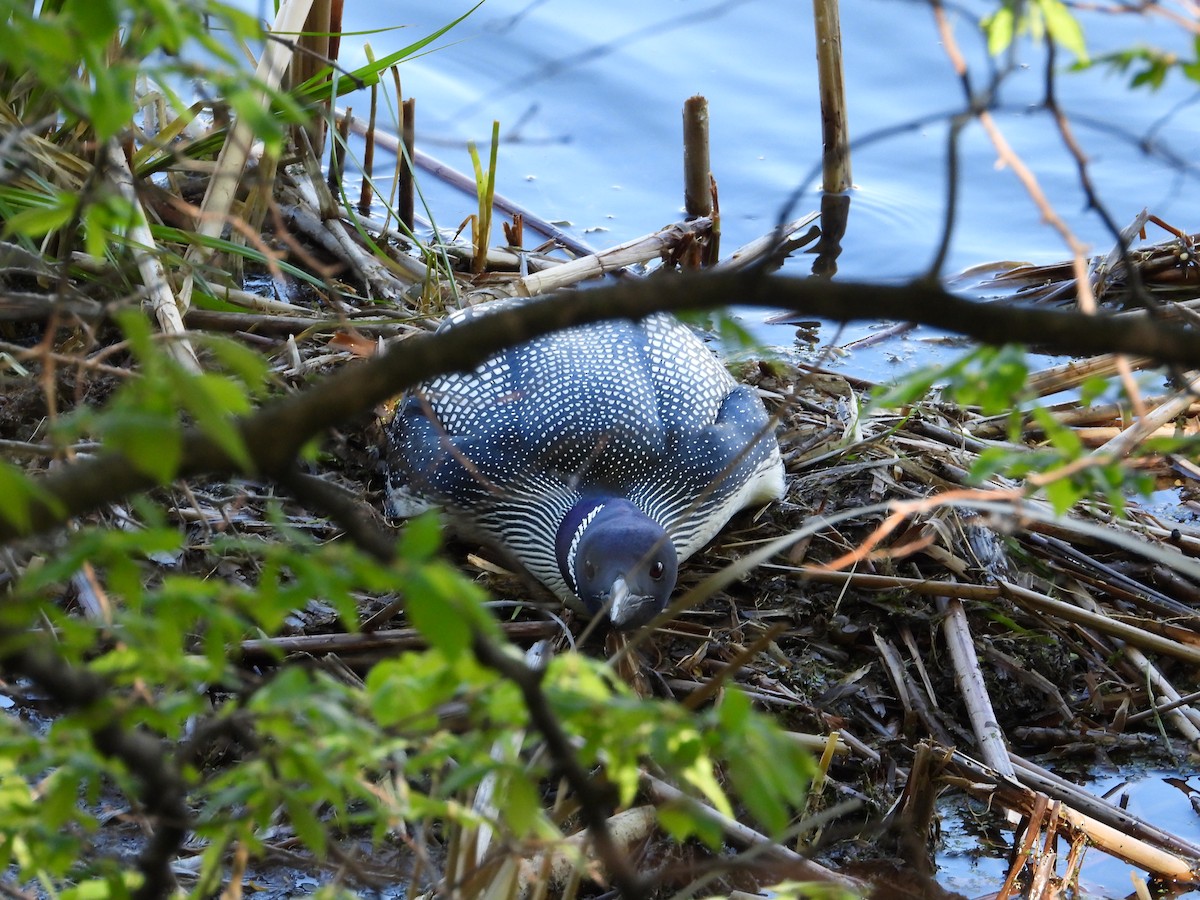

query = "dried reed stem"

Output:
[[105, 142, 200, 373], [516, 218, 713, 296], [940, 594, 1016, 778], [180, 0, 317, 309]]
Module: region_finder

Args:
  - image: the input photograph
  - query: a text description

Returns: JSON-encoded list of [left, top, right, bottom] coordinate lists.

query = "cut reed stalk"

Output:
[[401, 97, 415, 231], [682, 95, 712, 219], [357, 68, 378, 215], [811, 0, 851, 192]]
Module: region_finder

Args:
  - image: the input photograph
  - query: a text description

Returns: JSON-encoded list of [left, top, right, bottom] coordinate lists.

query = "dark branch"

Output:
[[5, 270, 1200, 543]]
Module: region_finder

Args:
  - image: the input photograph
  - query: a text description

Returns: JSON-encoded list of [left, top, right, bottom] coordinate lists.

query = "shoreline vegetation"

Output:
[[2, 0, 1200, 897]]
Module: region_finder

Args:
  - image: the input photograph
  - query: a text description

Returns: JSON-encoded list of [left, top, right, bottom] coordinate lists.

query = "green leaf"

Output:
[[968, 446, 1020, 483], [60, 878, 122, 900], [1078, 375, 1110, 406], [1043, 473, 1085, 514], [105, 410, 182, 483], [1032, 406, 1083, 456], [982, 5, 1015, 56], [501, 772, 540, 837], [365, 654, 451, 728], [717, 683, 752, 732], [291, 1, 489, 106], [398, 512, 443, 561], [0, 463, 37, 532], [407, 567, 469, 658], [3, 197, 75, 238], [657, 801, 723, 848], [1037, 0, 1088, 62], [171, 371, 252, 470], [868, 365, 942, 410], [284, 795, 327, 856], [63, 0, 119, 39], [680, 753, 733, 820], [203, 335, 273, 396]]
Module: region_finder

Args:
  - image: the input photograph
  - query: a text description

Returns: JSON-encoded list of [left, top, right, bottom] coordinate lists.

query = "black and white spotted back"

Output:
[[385, 299, 784, 603]]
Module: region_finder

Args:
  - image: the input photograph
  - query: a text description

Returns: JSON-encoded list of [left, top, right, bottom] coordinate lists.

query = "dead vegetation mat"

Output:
[[5, 213, 1200, 898]]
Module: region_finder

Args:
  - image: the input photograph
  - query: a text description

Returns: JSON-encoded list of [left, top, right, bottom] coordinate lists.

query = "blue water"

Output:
[[940, 768, 1200, 898], [346, 2, 1199, 260]]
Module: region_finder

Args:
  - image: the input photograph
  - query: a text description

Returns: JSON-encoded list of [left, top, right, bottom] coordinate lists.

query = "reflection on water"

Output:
[[939, 769, 1200, 899], [341, 2, 1198, 267]]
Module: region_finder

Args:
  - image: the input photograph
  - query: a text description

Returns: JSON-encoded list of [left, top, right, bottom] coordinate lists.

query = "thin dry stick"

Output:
[[1124, 644, 1200, 748], [339, 109, 595, 259], [516, 218, 713, 296], [1009, 751, 1200, 859], [1063, 584, 1200, 739], [681, 623, 786, 710], [239, 620, 559, 662], [1054, 589, 1200, 733], [784, 567, 1200, 667], [641, 773, 865, 892], [1091, 372, 1200, 459], [946, 750, 1200, 882], [977, 110, 1095, 310], [1045, 55, 1150, 414], [286, 177, 419, 296]]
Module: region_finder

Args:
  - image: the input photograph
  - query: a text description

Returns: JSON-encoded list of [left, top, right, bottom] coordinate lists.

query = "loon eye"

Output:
[[650, 560, 665, 580], [584, 559, 597, 581]]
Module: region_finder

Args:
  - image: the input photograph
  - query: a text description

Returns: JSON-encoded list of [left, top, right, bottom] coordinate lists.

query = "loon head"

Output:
[[557, 499, 678, 630]]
